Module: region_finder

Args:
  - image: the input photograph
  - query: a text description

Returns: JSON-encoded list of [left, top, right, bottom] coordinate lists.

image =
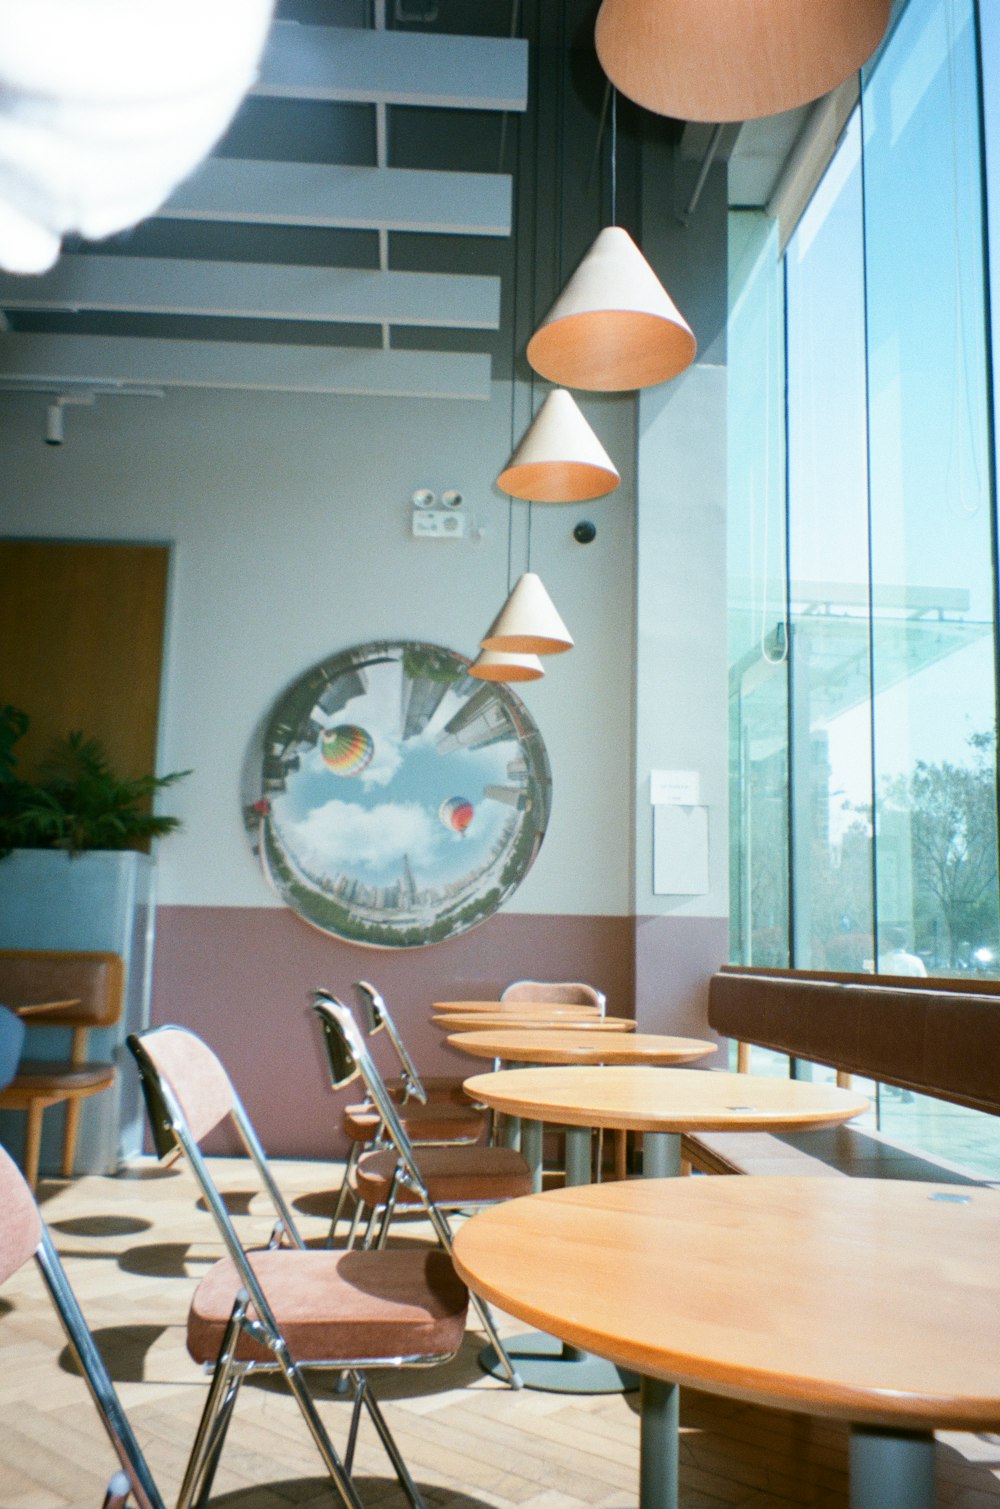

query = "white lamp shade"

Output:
[[496, 389, 620, 502], [594, 0, 891, 124], [468, 648, 545, 683], [526, 227, 696, 392], [481, 572, 574, 656]]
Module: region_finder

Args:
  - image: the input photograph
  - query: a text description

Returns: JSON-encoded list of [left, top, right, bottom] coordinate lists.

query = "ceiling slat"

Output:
[[256, 23, 529, 112], [0, 257, 501, 329], [0, 334, 492, 399], [160, 160, 512, 236]]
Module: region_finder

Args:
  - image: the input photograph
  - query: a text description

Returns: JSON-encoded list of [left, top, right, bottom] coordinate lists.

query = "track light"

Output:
[[45, 402, 64, 446]]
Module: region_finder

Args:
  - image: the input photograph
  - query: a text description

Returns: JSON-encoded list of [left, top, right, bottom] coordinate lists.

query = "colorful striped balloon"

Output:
[[320, 724, 374, 776], [439, 796, 474, 833]]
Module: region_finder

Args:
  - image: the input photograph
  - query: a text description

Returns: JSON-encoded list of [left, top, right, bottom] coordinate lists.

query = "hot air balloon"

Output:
[[439, 796, 474, 834], [320, 724, 374, 776]]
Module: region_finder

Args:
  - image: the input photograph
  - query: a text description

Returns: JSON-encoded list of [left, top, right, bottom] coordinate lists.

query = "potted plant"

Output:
[[0, 703, 190, 1174], [0, 704, 188, 855]]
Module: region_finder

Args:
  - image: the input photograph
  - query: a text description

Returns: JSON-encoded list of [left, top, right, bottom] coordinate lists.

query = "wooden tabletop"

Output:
[[449, 1028, 716, 1065], [434, 1013, 637, 1032], [461, 1064, 868, 1131], [451, 1176, 1000, 1430], [432, 1001, 602, 1016]]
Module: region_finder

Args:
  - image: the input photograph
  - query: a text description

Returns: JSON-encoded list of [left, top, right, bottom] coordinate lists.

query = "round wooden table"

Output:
[[452, 1176, 1000, 1509], [452, 1029, 716, 1189], [447, 1028, 716, 1066], [433, 1012, 636, 1031], [464, 1064, 868, 1175], [461, 1065, 869, 1392], [432, 1000, 602, 1015]]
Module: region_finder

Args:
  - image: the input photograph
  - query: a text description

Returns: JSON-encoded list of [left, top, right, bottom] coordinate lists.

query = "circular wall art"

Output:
[[242, 640, 552, 948]]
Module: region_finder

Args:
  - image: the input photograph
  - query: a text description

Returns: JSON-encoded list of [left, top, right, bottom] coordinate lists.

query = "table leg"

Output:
[[849, 1427, 935, 1509], [521, 1118, 544, 1193], [479, 1120, 638, 1393], [642, 1131, 681, 1179], [500, 1114, 522, 1151], [639, 1377, 679, 1509]]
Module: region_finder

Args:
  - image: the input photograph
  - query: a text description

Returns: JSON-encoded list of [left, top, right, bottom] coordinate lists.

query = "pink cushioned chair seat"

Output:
[[355, 1145, 533, 1206], [188, 1247, 468, 1366], [343, 1098, 484, 1145]]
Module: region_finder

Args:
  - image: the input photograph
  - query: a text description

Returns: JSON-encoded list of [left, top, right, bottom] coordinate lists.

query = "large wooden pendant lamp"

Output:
[[468, 647, 545, 683], [526, 226, 696, 391], [594, 0, 891, 124], [497, 388, 620, 501], [481, 572, 574, 656]]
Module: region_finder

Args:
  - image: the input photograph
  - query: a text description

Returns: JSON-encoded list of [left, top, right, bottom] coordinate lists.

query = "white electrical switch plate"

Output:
[[412, 510, 466, 539]]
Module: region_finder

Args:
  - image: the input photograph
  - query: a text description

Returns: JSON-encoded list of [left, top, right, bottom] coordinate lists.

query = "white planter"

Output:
[[0, 849, 155, 1174]]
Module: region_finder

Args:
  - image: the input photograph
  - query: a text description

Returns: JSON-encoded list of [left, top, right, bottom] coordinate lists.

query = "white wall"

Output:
[[1, 378, 636, 917], [634, 363, 729, 920]]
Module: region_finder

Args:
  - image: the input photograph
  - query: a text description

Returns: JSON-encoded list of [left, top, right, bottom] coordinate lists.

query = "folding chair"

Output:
[[128, 1025, 469, 1509], [500, 979, 607, 1015], [0, 1141, 165, 1509], [312, 992, 530, 1389], [501, 979, 622, 1177], [328, 982, 487, 1247]]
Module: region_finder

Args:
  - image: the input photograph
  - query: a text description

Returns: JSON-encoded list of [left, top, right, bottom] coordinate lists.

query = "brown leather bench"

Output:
[[683, 969, 1000, 1185]]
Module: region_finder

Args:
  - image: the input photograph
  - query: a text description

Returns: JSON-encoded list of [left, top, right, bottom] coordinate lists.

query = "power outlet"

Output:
[[412, 509, 466, 539]]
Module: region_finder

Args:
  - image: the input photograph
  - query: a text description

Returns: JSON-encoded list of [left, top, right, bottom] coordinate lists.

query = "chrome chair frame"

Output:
[[327, 980, 484, 1248], [354, 980, 427, 1102], [0, 1143, 165, 1509], [312, 991, 523, 1389], [129, 1026, 462, 1509]]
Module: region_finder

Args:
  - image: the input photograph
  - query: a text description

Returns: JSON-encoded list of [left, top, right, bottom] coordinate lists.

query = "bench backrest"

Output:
[[0, 949, 124, 1030], [708, 969, 1000, 1117]]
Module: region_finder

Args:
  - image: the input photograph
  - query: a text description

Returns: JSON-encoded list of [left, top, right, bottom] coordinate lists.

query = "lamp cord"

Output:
[[611, 86, 617, 226]]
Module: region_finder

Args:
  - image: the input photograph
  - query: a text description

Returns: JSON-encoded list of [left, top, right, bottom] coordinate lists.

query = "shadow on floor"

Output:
[[59, 1324, 169, 1382]]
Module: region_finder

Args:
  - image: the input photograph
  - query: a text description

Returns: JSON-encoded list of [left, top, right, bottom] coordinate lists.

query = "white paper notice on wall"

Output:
[[653, 804, 710, 895], [650, 769, 700, 806]]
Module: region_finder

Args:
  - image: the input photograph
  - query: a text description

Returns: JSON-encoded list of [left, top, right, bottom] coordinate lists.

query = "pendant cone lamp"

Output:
[[594, 0, 891, 125], [481, 571, 574, 656], [497, 388, 620, 502], [526, 226, 696, 392], [468, 647, 545, 683]]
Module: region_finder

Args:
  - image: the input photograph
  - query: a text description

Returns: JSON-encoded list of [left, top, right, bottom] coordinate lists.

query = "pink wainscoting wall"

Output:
[[633, 913, 730, 1053], [151, 904, 639, 1158]]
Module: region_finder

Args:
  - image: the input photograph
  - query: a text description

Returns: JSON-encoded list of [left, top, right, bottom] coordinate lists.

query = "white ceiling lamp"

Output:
[[526, 93, 695, 393], [481, 571, 574, 657], [496, 388, 620, 502], [526, 225, 696, 392], [594, 0, 891, 124], [468, 647, 545, 682]]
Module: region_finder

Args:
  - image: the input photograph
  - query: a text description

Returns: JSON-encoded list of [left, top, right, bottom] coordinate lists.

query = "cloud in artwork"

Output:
[[277, 798, 439, 877], [358, 735, 403, 789]]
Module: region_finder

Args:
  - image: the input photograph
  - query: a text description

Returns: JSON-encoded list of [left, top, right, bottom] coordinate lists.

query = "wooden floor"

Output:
[[4, 1156, 1000, 1508]]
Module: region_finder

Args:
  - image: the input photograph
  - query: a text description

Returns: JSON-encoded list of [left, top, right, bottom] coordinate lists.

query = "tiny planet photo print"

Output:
[[242, 640, 552, 948]]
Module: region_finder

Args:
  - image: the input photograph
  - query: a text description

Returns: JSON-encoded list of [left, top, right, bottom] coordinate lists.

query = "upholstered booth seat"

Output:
[[356, 1144, 533, 1208], [188, 1246, 468, 1366]]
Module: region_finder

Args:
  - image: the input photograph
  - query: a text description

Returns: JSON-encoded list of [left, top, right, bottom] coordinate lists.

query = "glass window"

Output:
[[727, 212, 790, 966], [862, 0, 998, 979], [785, 112, 875, 973], [727, 0, 1000, 1175]]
